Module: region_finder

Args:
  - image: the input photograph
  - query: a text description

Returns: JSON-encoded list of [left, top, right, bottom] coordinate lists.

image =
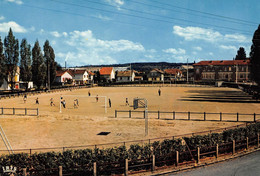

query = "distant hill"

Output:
[[75, 62, 193, 71]]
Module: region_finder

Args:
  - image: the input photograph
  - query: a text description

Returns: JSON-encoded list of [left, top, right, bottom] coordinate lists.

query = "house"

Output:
[[117, 70, 135, 82], [193, 59, 250, 82], [134, 71, 144, 81], [88, 71, 95, 83], [71, 69, 89, 85], [55, 70, 73, 84], [164, 69, 183, 81], [0, 66, 20, 90], [147, 69, 164, 81], [99, 67, 115, 82]]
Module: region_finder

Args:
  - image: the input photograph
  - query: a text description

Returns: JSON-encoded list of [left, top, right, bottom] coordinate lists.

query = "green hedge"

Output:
[[1, 122, 259, 175]]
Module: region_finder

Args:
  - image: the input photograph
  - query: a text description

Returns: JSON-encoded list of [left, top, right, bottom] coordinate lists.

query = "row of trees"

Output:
[[0, 28, 57, 90], [250, 25, 260, 86]]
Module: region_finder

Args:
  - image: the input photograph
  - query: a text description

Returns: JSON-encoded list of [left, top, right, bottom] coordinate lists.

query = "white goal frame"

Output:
[[59, 95, 107, 114]]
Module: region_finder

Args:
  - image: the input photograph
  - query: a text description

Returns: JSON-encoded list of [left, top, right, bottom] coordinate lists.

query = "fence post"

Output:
[[93, 162, 97, 176], [152, 155, 155, 171], [204, 112, 206, 121], [254, 113, 256, 122], [25, 108, 27, 115], [13, 108, 15, 115], [59, 166, 62, 176], [197, 147, 200, 163], [216, 144, 219, 159], [246, 137, 249, 150], [125, 159, 128, 176], [237, 113, 239, 122], [115, 110, 117, 118], [37, 108, 39, 116], [188, 112, 190, 120], [129, 110, 131, 118], [176, 151, 179, 166], [144, 111, 145, 119], [233, 140, 235, 155], [23, 168, 26, 176], [158, 111, 160, 119], [1, 107, 3, 115], [173, 111, 175, 120], [220, 112, 222, 121], [257, 133, 259, 148]]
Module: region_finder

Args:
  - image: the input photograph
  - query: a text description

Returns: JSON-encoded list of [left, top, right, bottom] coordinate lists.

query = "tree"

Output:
[[250, 25, 260, 86], [32, 40, 46, 89], [4, 28, 19, 90], [0, 37, 6, 86], [235, 47, 247, 60], [20, 39, 32, 89], [43, 40, 56, 89]]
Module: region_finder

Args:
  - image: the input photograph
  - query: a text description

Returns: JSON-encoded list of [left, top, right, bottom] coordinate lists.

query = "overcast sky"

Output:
[[0, 0, 259, 67]]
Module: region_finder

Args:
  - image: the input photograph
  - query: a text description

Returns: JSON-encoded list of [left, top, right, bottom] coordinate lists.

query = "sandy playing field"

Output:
[[0, 86, 259, 152]]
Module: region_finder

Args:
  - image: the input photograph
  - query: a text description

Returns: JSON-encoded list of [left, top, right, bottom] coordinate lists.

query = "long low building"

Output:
[[193, 59, 250, 82]]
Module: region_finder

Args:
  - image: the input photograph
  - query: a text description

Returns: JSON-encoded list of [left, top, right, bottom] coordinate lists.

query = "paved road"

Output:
[[168, 151, 260, 176]]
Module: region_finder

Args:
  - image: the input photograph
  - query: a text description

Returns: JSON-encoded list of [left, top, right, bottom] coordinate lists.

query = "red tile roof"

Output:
[[164, 69, 182, 75], [100, 67, 113, 75], [70, 69, 87, 75], [56, 70, 66, 77], [88, 71, 95, 76], [56, 70, 74, 77], [193, 59, 250, 66], [151, 68, 164, 74], [117, 71, 132, 77]]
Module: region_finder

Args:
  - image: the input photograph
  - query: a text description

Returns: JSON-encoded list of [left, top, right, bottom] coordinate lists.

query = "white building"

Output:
[[55, 70, 73, 83]]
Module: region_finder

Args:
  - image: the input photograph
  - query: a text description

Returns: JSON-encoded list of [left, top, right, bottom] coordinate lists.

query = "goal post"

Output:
[[59, 95, 107, 114], [133, 98, 148, 136]]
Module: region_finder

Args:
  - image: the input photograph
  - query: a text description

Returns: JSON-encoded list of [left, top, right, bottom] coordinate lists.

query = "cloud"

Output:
[[55, 30, 146, 66], [62, 32, 68, 37], [66, 30, 145, 52], [173, 25, 250, 43], [0, 21, 27, 33], [224, 34, 248, 43], [50, 31, 68, 38], [0, 16, 5, 21], [50, 31, 62, 37], [163, 48, 186, 55], [105, 0, 124, 10], [39, 29, 45, 34], [219, 45, 237, 51], [193, 46, 202, 51], [5, 0, 23, 5], [93, 14, 112, 21]]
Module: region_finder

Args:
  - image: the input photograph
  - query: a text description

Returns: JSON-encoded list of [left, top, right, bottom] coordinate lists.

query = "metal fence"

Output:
[[0, 107, 38, 116], [0, 85, 91, 100], [16, 134, 260, 176], [105, 82, 213, 88], [0, 122, 254, 156], [115, 110, 260, 122]]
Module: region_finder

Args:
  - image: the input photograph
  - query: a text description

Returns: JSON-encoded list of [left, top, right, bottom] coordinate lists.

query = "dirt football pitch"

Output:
[[0, 86, 259, 152]]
